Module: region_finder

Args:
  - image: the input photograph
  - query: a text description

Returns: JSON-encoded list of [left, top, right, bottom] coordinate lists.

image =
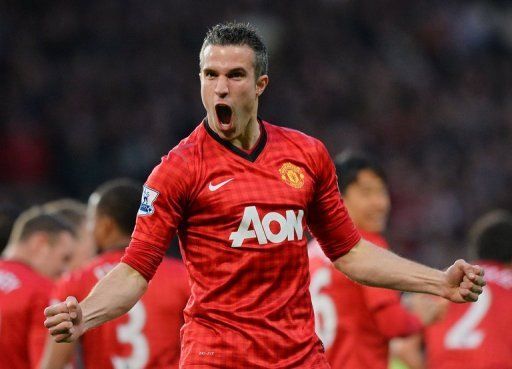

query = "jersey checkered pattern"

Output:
[[309, 231, 422, 369], [0, 260, 53, 369], [425, 261, 512, 369], [54, 251, 189, 369], [122, 120, 361, 368]]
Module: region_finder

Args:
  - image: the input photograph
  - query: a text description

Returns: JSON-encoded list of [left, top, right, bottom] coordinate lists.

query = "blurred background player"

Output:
[[394, 210, 512, 369], [309, 151, 443, 369], [0, 208, 75, 369], [40, 179, 190, 369], [42, 199, 96, 271]]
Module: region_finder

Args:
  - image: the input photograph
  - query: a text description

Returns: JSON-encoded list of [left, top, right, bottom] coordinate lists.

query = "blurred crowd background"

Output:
[[1, 0, 511, 266]]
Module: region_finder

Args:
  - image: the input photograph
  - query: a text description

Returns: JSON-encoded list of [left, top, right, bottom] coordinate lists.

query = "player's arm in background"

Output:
[[390, 334, 425, 369], [30, 288, 55, 368], [308, 140, 485, 304], [39, 336, 77, 369], [361, 285, 444, 340]]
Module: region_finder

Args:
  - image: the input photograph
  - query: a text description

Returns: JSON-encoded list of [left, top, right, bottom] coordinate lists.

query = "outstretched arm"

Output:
[[44, 263, 147, 343], [334, 239, 485, 303]]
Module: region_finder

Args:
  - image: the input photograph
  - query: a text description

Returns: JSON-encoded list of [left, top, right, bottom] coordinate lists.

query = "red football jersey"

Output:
[[0, 260, 53, 369], [53, 250, 189, 369], [308, 231, 422, 369], [425, 261, 512, 369], [122, 120, 361, 368]]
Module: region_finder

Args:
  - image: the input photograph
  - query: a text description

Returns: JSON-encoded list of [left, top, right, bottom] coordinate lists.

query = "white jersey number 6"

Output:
[[310, 267, 338, 350]]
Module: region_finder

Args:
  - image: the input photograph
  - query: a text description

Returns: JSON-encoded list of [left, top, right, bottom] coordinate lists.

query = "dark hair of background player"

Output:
[[468, 210, 512, 263], [334, 151, 388, 195], [93, 179, 142, 235]]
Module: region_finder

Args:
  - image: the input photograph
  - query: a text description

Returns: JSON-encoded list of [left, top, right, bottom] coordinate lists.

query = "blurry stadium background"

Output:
[[1, 0, 511, 269]]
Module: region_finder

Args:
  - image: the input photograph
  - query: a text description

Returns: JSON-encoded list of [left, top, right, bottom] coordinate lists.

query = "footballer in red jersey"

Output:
[[0, 208, 75, 369], [40, 180, 189, 369], [45, 22, 485, 369], [309, 153, 441, 369], [422, 211, 512, 369]]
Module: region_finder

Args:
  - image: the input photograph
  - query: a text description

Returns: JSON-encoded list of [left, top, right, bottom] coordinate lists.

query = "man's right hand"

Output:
[[44, 296, 84, 343]]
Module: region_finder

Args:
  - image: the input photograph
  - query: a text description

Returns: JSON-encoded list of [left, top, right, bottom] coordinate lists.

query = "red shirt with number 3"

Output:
[[53, 250, 189, 369]]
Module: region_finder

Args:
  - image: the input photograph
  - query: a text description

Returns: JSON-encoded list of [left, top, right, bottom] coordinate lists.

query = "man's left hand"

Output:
[[443, 259, 485, 303]]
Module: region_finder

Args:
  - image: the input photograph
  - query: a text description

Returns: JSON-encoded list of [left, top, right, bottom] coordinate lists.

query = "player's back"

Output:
[[0, 259, 53, 369], [309, 232, 402, 369], [54, 251, 189, 369], [425, 261, 512, 369]]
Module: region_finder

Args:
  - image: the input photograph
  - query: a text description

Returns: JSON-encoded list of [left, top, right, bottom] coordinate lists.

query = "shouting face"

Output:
[[200, 44, 268, 147]]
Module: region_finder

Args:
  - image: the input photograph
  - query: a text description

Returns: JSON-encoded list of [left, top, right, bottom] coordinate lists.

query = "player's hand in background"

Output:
[[44, 296, 84, 343], [403, 293, 448, 325], [443, 259, 485, 303]]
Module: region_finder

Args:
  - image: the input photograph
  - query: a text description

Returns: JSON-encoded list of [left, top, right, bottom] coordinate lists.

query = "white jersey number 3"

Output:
[[310, 267, 338, 350], [444, 287, 491, 349], [112, 301, 149, 369]]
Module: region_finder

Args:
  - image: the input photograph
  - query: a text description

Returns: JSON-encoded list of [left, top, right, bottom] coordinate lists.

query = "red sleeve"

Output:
[[122, 239, 165, 282], [123, 150, 191, 281], [307, 140, 361, 261], [29, 284, 52, 368], [363, 286, 423, 339]]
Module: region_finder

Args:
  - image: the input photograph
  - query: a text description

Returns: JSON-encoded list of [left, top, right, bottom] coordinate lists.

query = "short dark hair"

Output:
[[8, 206, 76, 245], [42, 199, 86, 230], [93, 179, 142, 235], [200, 22, 268, 78], [468, 210, 512, 263], [334, 151, 388, 194]]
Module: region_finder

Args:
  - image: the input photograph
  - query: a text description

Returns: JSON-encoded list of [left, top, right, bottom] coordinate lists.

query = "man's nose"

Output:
[[215, 76, 229, 98]]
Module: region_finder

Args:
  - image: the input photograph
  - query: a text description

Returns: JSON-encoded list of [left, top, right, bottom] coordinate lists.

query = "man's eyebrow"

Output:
[[227, 67, 247, 74], [202, 68, 218, 74]]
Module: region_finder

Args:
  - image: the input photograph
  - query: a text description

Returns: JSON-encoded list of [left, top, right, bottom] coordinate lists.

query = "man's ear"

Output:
[[256, 75, 269, 97], [95, 214, 114, 242]]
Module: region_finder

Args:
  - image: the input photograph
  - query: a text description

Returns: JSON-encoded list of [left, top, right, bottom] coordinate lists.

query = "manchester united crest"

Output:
[[279, 162, 305, 189]]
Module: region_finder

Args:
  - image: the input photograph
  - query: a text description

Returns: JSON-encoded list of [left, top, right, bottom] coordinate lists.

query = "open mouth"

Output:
[[215, 104, 233, 128]]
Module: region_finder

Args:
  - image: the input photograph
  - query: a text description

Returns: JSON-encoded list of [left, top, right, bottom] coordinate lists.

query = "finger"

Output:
[[65, 296, 79, 320], [48, 321, 74, 336], [470, 284, 483, 294], [473, 264, 484, 277], [460, 288, 479, 302], [463, 264, 484, 281], [473, 275, 486, 287], [44, 312, 71, 328], [44, 302, 70, 317], [54, 332, 73, 343]]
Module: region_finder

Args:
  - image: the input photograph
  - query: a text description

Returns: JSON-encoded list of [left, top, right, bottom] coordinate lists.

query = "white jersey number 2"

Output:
[[309, 267, 338, 350], [111, 301, 149, 369], [444, 288, 491, 349]]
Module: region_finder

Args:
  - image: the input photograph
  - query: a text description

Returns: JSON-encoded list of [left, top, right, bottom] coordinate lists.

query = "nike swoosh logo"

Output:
[[208, 178, 234, 191]]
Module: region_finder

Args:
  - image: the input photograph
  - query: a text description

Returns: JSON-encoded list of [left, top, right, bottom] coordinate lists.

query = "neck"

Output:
[[232, 117, 261, 150], [4, 247, 38, 272], [100, 235, 131, 252], [206, 114, 261, 151]]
